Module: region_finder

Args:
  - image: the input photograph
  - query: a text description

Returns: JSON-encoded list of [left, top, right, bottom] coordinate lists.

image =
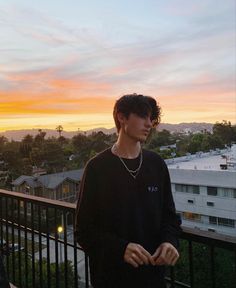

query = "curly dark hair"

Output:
[[113, 93, 161, 132]]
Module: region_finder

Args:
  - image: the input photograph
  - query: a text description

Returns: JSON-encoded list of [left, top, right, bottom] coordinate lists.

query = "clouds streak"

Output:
[[0, 0, 235, 131]]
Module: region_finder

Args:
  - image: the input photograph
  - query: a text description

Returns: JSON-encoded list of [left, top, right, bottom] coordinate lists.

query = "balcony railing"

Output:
[[0, 189, 235, 288]]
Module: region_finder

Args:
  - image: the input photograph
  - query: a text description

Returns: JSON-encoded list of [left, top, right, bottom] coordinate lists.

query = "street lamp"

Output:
[[57, 226, 63, 263]]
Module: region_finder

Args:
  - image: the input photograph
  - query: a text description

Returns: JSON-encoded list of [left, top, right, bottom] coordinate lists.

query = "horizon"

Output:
[[0, 0, 235, 132], [0, 121, 222, 135]]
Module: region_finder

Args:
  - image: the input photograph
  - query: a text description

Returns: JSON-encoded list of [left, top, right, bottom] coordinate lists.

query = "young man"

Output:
[[75, 94, 181, 288]]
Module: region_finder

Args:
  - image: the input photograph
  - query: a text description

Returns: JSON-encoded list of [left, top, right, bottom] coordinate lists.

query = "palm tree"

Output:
[[56, 125, 63, 137]]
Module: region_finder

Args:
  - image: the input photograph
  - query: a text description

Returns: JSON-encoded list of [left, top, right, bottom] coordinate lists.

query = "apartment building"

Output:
[[167, 145, 236, 237]]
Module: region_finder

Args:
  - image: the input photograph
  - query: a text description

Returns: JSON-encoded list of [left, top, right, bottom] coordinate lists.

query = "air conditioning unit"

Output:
[[208, 228, 215, 232]]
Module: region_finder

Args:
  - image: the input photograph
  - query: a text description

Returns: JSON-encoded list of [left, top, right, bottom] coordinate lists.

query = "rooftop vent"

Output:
[[220, 164, 227, 170]]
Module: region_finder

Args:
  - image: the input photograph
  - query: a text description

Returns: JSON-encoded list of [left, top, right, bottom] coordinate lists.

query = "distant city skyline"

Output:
[[0, 0, 235, 132]]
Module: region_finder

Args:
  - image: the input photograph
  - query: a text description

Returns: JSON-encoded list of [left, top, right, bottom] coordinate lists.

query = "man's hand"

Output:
[[152, 242, 179, 266], [124, 243, 155, 268]]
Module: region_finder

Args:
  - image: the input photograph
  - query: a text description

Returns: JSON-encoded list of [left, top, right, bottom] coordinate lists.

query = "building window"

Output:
[[218, 217, 235, 228], [207, 202, 214, 207], [209, 216, 235, 228], [207, 187, 217, 196], [25, 185, 31, 195], [63, 184, 69, 194], [209, 216, 217, 225], [188, 200, 194, 204], [183, 212, 201, 221], [233, 189, 236, 198], [217, 187, 236, 198], [175, 184, 200, 194]]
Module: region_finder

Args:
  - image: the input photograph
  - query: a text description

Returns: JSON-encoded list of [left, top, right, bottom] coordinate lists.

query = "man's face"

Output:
[[121, 112, 153, 142]]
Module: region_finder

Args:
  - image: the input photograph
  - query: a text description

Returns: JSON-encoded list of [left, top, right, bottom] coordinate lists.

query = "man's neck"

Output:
[[113, 133, 141, 159]]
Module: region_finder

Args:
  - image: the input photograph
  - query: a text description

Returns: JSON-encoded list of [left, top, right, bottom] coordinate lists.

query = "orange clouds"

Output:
[[1, 63, 235, 133], [0, 89, 115, 116]]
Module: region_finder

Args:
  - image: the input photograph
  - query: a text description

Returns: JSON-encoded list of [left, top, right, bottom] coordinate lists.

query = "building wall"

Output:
[[55, 180, 79, 202], [169, 169, 236, 237], [14, 183, 34, 195]]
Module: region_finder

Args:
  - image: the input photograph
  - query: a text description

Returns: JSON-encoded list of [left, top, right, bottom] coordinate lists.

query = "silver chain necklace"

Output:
[[112, 144, 143, 179]]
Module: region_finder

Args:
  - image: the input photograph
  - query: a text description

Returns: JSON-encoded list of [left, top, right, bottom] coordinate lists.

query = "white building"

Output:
[[167, 145, 236, 237]]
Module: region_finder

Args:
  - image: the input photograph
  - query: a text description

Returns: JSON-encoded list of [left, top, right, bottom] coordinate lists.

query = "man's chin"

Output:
[[137, 135, 147, 143]]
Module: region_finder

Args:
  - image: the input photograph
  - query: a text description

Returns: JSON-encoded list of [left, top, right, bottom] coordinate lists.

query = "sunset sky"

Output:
[[0, 0, 235, 132]]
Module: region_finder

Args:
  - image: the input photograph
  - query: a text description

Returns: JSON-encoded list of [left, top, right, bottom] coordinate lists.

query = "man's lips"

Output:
[[142, 130, 150, 134]]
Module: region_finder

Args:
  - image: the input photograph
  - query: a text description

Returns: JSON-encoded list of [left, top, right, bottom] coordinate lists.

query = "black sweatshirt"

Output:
[[75, 148, 181, 288]]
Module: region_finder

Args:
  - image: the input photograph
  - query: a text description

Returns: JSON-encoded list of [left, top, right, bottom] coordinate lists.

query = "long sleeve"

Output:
[[160, 161, 182, 249], [74, 162, 129, 265]]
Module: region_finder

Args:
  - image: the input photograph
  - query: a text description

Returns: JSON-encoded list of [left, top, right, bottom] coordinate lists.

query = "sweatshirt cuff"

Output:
[[106, 238, 129, 265], [160, 234, 180, 250]]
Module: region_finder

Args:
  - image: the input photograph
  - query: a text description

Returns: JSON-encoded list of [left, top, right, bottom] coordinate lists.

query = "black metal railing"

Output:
[[166, 227, 236, 288], [0, 189, 235, 288], [0, 189, 89, 288]]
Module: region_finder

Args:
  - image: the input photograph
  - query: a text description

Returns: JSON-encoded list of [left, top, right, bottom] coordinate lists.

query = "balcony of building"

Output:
[[0, 189, 235, 288]]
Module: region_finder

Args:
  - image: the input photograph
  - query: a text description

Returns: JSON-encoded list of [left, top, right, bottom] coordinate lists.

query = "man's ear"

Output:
[[117, 112, 127, 126]]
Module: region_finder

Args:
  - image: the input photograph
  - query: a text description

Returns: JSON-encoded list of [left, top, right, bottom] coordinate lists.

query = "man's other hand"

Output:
[[124, 243, 155, 268], [152, 242, 179, 266]]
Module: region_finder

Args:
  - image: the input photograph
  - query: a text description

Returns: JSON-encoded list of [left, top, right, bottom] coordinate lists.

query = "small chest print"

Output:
[[148, 186, 158, 193]]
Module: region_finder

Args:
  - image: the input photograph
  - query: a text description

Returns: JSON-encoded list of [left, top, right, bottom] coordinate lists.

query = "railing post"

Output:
[[46, 207, 51, 288], [188, 240, 194, 288], [210, 246, 215, 288], [170, 266, 175, 288], [85, 253, 89, 288]]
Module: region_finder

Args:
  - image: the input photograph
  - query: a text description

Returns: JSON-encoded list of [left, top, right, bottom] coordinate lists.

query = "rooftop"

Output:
[[12, 169, 84, 189], [167, 145, 236, 171]]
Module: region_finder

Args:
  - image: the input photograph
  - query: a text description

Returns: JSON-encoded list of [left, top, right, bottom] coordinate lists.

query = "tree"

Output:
[[213, 120, 234, 146], [173, 240, 236, 288], [89, 131, 111, 152], [34, 130, 46, 147], [0, 136, 8, 152], [188, 134, 204, 154], [2, 149, 22, 182], [8, 255, 77, 288], [30, 147, 44, 167], [21, 158, 33, 175], [56, 125, 63, 138], [20, 134, 34, 157], [232, 125, 236, 142], [42, 141, 66, 172], [146, 129, 172, 149], [57, 136, 68, 146], [201, 134, 211, 152], [208, 134, 224, 150], [72, 133, 91, 153]]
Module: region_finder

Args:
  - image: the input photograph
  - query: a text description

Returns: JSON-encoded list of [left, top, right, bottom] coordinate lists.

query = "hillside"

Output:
[[0, 123, 214, 141]]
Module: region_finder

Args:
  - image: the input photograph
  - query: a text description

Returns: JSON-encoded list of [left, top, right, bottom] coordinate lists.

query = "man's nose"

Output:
[[145, 117, 152, 128]]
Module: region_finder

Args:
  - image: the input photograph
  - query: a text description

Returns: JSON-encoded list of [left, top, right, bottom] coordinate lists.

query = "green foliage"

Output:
[[71, 131, 116, 168], [171, 240, 236, 288], [1, 121, 235, 187], [0, 136, 8, 152], [147, 129, 173, 149], [30, 147, 44, 167], [8, 254, 77, 288], [20, 134, 34, 157], [41, 141, 66, 173], [21, 158, 33, 175], [213, 120, 234, 145], [145, 120, 236, 158]]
